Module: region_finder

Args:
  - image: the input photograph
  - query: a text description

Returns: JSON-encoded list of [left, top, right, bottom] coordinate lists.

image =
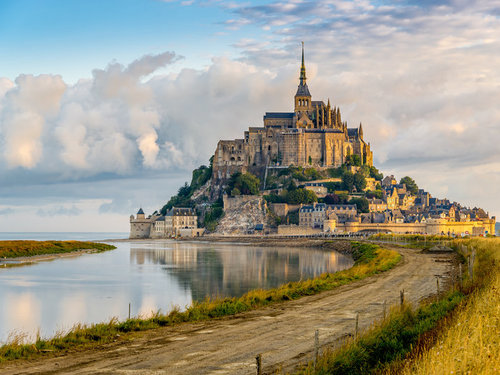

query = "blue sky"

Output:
[[0, 0, 250, 81], [1, 0, 500, 231]]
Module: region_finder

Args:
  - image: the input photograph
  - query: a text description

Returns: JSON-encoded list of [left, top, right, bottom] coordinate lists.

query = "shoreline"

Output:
[[106, 236, 356, 255], [0, 248, 109, 266]]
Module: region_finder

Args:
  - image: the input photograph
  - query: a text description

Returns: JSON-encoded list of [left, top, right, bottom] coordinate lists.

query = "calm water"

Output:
[[0, 237, 353, 343]]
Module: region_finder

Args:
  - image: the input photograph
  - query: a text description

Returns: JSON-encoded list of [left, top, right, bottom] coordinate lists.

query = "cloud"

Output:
[[0, 208, 14, 215], [36, 205, 83, 217], [1, 0, 500, 230]]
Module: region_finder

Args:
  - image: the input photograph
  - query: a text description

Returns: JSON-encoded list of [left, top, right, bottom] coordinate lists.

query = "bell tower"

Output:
[[294, 42, 312, 112]]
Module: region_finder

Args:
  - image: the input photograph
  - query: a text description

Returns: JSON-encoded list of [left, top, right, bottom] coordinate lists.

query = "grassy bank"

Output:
[[398, 238, 500, 375], [0, 242, 400, 363], [0, 241, 116, 259], [293, 237, 499, 375]]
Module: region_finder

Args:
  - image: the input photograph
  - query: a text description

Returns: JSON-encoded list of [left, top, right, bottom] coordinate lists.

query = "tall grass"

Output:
[[0, 241, 115, 258], [0, 242, 400, 362], [294, 291, 465, 375], [398, 237, 500, 375], [293, 237, 500, 375]]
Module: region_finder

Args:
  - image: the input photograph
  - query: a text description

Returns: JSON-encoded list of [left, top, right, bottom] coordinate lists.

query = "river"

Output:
[[0, 236, 353, 344]]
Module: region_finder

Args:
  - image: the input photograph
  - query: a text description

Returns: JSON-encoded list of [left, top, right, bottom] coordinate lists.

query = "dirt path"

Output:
[[0, 246, 455, 375]]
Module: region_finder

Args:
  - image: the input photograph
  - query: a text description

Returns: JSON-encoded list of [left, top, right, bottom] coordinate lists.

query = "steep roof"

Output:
[[137, 208, 144, 215], [296, 83, 311, 97], [347, 128, 359, 137], [264, 112, 294, 119]]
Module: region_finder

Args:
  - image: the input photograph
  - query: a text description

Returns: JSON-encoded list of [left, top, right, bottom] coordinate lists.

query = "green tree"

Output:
[[349, 197, 369, 213], [351, 155, 361, 166], [353, 171, 367, 192], [400, 176, 419, 195], [324, 194, 340, 205], [369, 166, 384, 181], [226, 172, 261, 195], [338, 192, 349, 204], [342, 172, 355, 192], [286, 188, 317, 204], [366, 190, 384, 199], [178, 182, 191, 198], [287, 179, 298, 191], [231, 187, 241, 196]]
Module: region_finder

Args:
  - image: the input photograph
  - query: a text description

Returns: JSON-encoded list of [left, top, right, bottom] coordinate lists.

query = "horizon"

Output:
[[1, 0, 499, 232]]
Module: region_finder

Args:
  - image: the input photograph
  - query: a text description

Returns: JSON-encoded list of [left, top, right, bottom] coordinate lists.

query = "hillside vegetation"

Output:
[[0, 241, 116, 258]]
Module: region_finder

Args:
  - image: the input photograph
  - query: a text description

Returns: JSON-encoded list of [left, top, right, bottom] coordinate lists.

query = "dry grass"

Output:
[[398, 238, 500, 375], [291, 237, 500, 375]]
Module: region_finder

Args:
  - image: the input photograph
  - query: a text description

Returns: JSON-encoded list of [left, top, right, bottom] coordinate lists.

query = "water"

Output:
[[0, 238, 353, 343]]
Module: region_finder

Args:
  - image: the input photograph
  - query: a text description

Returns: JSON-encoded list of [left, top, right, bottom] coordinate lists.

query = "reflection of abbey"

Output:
[[212, 43, 373, 181]]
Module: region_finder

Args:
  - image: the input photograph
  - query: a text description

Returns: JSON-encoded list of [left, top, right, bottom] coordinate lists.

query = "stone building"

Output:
[[130, 207, 202, 239], [129, 208, 155, 239], [212, 44, 373, 183]]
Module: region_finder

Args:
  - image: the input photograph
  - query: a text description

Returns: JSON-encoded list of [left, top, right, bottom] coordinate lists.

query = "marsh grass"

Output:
[[293, 237, 500, 375], [0, 240, 116, 258], [0, 242, 400, 363]]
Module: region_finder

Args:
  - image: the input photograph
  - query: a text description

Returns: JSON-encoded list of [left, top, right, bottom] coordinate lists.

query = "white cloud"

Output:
[[1, 0, 500, 231]]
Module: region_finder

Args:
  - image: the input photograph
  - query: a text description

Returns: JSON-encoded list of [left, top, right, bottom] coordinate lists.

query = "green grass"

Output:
[[294, 291, 465, 375], [0, 242, 401, 363], [293, 237, 499, 375], [0, 241, 116, 259]]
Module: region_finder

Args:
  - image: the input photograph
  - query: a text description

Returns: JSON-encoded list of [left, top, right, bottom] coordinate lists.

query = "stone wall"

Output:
[[277, 225, 322, 235]]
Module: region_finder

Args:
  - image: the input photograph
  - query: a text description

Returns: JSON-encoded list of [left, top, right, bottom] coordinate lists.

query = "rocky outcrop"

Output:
[[215, 196, 270, 235]]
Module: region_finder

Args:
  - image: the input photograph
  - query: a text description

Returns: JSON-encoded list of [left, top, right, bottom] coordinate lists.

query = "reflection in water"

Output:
[[4, 293, 41, 340], [0, 240, 352, 343], [129, 242, 353, 302]]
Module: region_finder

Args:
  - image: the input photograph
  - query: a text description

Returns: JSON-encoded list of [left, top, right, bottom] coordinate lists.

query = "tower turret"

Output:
[[359, 122, 363, 140], [294, 42, 312, 112]]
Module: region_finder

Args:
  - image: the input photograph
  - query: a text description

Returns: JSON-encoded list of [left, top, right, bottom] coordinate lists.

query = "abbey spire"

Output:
[[295, 42, 311, 111], [300, 41, 307, 85]]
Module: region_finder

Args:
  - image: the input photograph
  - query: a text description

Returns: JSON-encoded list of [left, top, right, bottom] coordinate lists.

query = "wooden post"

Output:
[[400, 290, 405, 307], [128, 303, 131, 320], [383, 300, 387, 320], [459, 263, 463, 289], [470, 248, 475, 283], [314, 330, 319, 367], [256, 354, 262, 375], [436, 276, 440, 296], [355, 314, 359, 339]]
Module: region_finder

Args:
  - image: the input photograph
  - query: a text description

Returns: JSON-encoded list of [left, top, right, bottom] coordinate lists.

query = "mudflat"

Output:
[[0, 246, 454, 375]]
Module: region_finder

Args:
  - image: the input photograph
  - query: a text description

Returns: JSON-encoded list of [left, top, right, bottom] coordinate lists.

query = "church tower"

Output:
[[294, 42, 312, 112]]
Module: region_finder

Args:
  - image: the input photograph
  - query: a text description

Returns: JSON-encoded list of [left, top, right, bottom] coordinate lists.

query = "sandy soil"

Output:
[[0, 246, 455, 375], [0, 249, 105, 267]]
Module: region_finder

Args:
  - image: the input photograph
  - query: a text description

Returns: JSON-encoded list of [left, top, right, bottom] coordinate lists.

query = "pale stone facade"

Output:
[[212, 45, 373, 183], [129, 208, 155, 239], [131, 207, 201, 239]]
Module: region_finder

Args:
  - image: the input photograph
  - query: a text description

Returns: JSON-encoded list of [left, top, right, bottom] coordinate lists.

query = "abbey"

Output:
[[212, 44, 373, 181]]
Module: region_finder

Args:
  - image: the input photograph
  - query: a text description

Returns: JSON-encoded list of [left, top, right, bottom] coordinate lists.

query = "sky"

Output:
[[0, 0, 499, 232]]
